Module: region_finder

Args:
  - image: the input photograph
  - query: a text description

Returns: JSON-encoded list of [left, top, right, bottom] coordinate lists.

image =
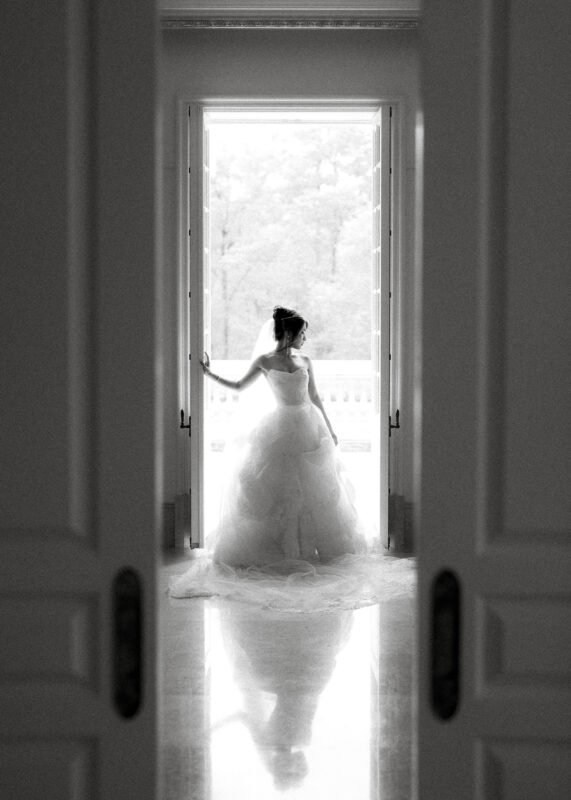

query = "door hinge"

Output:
[[389, 409, 400, 437]]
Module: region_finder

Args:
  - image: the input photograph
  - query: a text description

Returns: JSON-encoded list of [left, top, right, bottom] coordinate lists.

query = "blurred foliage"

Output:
[[209, 123, 372, 359]]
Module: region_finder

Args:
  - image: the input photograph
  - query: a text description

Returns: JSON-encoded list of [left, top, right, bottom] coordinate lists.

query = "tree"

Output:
[[208, 122, 372, 359]]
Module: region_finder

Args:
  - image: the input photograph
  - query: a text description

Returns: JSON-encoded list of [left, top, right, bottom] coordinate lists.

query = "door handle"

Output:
[[180, 409, 191, 436], [389, 409, 400, 437], [112, 567, 142, 719], [430, 569, 461, 720]]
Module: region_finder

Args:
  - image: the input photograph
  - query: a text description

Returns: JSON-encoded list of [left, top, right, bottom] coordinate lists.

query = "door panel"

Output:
[[0, 3, 159, 798], [372, 106, 392, 547], [418, 1, 571, 797], [188, 103, 207, 548]]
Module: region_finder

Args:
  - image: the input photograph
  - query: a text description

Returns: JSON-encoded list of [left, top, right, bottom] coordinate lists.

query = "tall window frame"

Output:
[[178, 99, 403, 549]]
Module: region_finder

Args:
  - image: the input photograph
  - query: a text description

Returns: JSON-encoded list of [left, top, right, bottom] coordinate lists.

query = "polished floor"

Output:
[[160, 555, 415, 800]]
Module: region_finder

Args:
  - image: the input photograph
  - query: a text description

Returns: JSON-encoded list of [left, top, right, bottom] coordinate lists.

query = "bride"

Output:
[[169, 305, 414, 611]]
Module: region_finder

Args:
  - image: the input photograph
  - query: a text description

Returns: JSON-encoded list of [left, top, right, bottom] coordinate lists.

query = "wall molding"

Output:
[[162, 16, 418, 29]]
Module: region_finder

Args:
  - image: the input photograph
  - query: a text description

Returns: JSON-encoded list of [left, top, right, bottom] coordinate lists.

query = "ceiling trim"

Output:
[[159, 1, 420, 28], [161, 16, 418, 29]]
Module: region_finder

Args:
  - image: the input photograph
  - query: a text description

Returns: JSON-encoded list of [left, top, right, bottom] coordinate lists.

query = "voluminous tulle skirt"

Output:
[[169, 401, 415, 612]]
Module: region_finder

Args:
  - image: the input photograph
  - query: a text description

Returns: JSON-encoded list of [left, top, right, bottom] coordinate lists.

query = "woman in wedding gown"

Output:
[[170, 306, 414, 611]]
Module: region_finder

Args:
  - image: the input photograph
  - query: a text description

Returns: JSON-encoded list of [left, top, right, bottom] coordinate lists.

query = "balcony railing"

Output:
[[205, 360, 374, 451]]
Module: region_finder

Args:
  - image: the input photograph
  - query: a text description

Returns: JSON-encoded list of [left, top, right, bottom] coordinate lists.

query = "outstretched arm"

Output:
[[200, 353, 264, 392], [307, 358, 338, 446]]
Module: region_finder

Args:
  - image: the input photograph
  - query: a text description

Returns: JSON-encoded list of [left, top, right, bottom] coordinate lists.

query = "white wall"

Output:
[[159, 28, 420, 543]]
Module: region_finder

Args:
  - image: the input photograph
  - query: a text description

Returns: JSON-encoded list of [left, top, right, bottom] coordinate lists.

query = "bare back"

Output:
[[261, 351, 310, 375]]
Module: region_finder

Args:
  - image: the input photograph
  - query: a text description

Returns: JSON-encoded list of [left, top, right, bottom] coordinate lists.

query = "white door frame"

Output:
[[177, 98, 404, 549]]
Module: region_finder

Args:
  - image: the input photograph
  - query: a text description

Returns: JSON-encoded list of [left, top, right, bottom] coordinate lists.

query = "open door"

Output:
[[0, 4, 159, 798], [372, 105, 392, 548], [418, 1, 571, 797], [187, 103, 209, 548]]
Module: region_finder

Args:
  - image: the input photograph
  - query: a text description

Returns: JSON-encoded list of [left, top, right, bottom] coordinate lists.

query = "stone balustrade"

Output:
[[205, 360, 374, 450]]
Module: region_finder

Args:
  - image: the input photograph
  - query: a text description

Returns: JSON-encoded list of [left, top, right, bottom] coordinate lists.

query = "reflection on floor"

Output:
[[161, 556, 415, 800]]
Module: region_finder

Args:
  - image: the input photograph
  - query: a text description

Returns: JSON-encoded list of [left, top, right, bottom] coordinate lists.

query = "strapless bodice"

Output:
[[266, 367, 310, 406]]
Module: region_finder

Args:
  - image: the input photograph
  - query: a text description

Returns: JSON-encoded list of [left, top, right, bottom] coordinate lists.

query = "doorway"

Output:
[[182, 102, 398, 551]]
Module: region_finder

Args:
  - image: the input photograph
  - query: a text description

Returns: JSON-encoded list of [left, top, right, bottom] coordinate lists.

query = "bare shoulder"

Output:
[[301, 353, 313, 372], [256, 353, 273, 372]]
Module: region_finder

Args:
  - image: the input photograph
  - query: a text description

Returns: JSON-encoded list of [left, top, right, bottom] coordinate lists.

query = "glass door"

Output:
[[371, 105, 392, 548]]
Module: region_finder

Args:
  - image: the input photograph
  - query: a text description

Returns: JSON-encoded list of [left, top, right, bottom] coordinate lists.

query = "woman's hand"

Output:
[[199, 352, 211, 374]]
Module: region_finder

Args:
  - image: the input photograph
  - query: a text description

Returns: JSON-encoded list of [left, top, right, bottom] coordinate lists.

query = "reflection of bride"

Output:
[[213, 603, 353, 789], [170, 306, 414, 611]]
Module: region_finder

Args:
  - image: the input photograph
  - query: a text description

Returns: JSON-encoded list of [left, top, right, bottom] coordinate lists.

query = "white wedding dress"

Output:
[[169, 367, 415, 611]]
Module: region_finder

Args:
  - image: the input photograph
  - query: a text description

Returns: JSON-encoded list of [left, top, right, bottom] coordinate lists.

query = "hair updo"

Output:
[[272, 305, 307, 341]]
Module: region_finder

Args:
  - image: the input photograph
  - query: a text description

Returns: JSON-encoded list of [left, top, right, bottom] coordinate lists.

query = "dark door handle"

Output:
[[112, 567, 143, 719], [389, 409, 400, 437], [180, 409, 191, 436], [430, 569, 461, 720]]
